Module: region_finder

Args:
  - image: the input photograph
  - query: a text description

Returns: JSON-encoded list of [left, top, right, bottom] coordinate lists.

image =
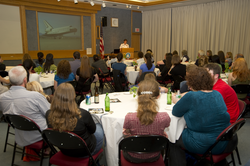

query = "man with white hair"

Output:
[[0, 66, 50, 147], [195, 50, 205, 66]]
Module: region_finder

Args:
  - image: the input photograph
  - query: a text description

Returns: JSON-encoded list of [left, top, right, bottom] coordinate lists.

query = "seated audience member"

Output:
[[0, 66, 50, 147], [225, 52, 233, 66], [54, 60, 74, 90], [43, 53, 57, 72], [46, 83, 104, 157], [198, 55, 208, 67], [22, 53, 36, 69], [211, 55, 223, 72], [180, 64, 197, 93], [69, 51, 81, 76], [76, 55, 98, 92], [195, 50, 205, 66], [157, 53, 172, 81], [234, 53, 244, 61], [35, 52, 45, 68], [145, 73, 168, 93], [139, 53, 155, 76], [207, 50, 213, 62], [136, 51, 144, 68], [92, 54, 109, 75], [112, 53, 127, 75], [181, 50, 189, 62], [228, 58, 250, 99], [123, 79, 170, 163], [146, 49, 154, 63], [168, 55, 186, 90], [0, 63, 8, 78], [23, 59, 40, 83], [156, 53, 167, 66], [107, 53, 117, 68], [26, 81, 52, 103], [218, 51, 226, 71], [170, 67, 236, 166], [172, 50, 178, 55], [205, 63, 239, 123]]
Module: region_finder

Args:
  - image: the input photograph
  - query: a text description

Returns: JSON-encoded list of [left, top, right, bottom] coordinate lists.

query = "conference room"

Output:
[[0, 0, 250, 166]]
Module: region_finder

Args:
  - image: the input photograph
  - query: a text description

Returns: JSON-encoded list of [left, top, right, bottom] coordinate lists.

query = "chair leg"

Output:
[[11, 142, 17, 166], [235, 147, 241, 165], [3, 124, 10, 152], [21, 147, 25, 160], [40, 142, 45, 166], [231, 153, 236, 166]]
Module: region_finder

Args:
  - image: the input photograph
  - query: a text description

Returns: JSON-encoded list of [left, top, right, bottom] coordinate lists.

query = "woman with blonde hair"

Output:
[[21, 53, 36, 69], [45, 83, 104, 157], [123, 79, 170, 163], [228, 58, 250, 98], [198, 55, 208, 67], [26, 81, 52, 103], [225, 52, 233, 66]]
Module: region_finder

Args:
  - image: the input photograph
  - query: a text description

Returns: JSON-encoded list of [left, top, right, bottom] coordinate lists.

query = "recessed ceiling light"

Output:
[[102, 1, 106, 7]]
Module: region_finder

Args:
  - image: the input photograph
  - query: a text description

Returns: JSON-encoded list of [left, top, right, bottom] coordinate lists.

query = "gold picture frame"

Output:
[[111, 18, 118, 27]]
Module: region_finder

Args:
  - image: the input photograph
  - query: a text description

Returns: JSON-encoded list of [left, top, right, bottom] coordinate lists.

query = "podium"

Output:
[[121, 48, 134, 59]]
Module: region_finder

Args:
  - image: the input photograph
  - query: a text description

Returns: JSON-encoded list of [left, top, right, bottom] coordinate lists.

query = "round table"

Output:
[[80, 92, 185, 166], [126, 67, 160, 84]]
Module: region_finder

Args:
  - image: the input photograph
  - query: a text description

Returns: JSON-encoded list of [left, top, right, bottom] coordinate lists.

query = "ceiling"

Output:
[[78, 0, 222, 11]]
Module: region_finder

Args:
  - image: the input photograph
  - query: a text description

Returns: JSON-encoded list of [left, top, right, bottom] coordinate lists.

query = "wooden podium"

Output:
[[121, 48, 134, 59]]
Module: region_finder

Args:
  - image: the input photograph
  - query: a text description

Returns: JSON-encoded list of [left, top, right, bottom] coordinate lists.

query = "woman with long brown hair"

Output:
[[228, 58, 250, 98], [139, 53, 155, 76], [46, 83, 104, 157], [123, 79, 170, 163], [75, 55, 98, 92], [54, 60, 74, 90]]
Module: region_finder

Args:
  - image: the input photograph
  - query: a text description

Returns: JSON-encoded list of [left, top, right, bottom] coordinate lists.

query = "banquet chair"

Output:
[[118, 135, 169, 166], [68, 80, 91, 105], [42, 128, 103, 166], [186, 118, 246, 166], [231, 84, 250, 101], [3, 115, 18, 152], [112, 69, 128, 92], [4, 114, 47, 166], [237, 100, 246, 120], [98, 68, 114, 92]]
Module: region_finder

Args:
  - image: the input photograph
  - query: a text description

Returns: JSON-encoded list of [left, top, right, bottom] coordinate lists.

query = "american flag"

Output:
[[100, 23, 104, 59]]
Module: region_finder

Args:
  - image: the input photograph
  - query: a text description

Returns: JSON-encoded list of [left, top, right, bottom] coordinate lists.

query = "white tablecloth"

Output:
[[126, 67, 160, 84], [123, 60, 134, 66], [6, 66, 15, 72], [40, 73, 55, 88], [80, 92, 186, 166], [181, 61, 195, 65]]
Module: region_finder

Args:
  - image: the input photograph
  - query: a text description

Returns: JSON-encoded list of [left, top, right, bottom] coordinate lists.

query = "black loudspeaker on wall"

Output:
[[102, 16, 107, 27]]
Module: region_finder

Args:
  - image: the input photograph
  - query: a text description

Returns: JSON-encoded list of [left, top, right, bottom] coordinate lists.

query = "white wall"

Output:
[[0, 4, 23, 54]]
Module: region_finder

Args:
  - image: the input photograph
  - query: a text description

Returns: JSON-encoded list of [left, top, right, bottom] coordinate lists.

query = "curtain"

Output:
[[141, 8, 171, 63], [142, 0, 250, 66]]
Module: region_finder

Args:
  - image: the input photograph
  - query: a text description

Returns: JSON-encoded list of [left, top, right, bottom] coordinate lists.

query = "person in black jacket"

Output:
[[46, 83, 104, 157]]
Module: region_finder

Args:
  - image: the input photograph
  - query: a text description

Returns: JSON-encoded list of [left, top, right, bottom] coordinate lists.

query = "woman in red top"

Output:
[[123, 79, 171, 163]]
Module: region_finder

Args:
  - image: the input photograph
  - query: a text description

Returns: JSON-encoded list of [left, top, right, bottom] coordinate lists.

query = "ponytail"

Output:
[[145, 53, 152, 70], [137, 94, 158, 125]]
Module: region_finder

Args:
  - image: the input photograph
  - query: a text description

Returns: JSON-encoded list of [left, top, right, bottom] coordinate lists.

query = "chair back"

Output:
[[5, 114, 41, 133], [216, 118, 245, 142], [119, 135, 168, 154], [67, 80, 77, 89], [42, 129, 91, 152], [118, 135, 169, 165], [237, 100, 246, 120], [112, 69, 126, 92], [231, 84, 250, 94]]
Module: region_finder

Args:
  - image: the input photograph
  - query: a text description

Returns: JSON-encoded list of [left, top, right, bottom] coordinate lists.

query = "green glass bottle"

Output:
[[167, 87, 172, 105], [105, 93, 110, 112]]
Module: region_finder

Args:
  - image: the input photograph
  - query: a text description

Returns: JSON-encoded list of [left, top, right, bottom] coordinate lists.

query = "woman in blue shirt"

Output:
[[139, 53, 155, 76], [54, 60, 75, 90], [169, 67, 237, 166]]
